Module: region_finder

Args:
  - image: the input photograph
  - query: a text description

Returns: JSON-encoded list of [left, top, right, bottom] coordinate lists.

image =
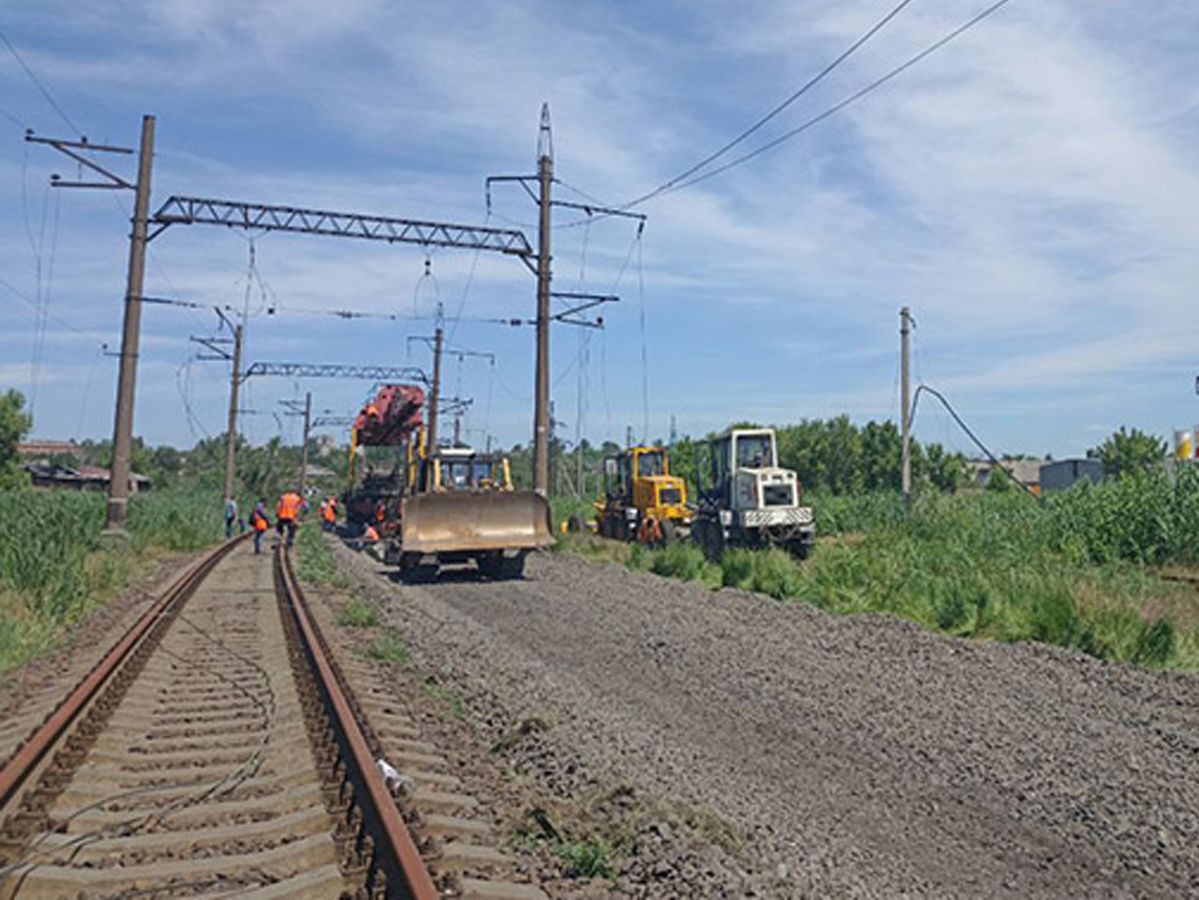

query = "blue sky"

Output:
[[1, 0, 1197, 459]]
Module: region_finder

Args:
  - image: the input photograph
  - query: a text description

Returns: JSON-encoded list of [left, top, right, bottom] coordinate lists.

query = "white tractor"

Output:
[[692, 427, 815, 559]]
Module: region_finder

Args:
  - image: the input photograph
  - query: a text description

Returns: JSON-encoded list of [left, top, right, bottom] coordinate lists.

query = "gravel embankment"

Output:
[[332, 542, 1199, 899]]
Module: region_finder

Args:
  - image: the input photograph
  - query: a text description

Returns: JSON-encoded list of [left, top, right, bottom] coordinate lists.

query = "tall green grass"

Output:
[[0, 488, 224, 673], [605, 471, 1199, 672]]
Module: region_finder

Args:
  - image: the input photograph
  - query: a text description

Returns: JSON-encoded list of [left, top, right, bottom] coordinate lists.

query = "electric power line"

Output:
[[910, 382, 1038, 499], [624, 0, 917, 209], [666, 0, 1015, 195], [0, 29, 83, 137], [0, 105, 28, 129], [0, 274, 84, 334]]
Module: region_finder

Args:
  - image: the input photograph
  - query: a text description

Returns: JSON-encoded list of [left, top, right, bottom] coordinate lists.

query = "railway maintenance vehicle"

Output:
[[594, 445, 692, 545], [691, 427, 815, 559], [345, 385, 552, 579]]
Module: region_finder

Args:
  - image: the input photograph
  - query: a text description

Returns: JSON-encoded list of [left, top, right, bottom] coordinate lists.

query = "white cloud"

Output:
[[2, 1, 1197, 452]]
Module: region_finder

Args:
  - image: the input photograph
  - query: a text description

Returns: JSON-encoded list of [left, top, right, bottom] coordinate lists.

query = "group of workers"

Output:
[[224, 491, 342, 554]]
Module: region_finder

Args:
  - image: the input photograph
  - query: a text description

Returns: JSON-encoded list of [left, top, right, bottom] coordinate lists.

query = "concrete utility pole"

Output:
[[900, 306, 912, 515], [222, 323, 244, 504], [105, 115, 156, 535], [299, 391, 312, 495], [533, 104, 554, 497], [427, 326, 444, 459]]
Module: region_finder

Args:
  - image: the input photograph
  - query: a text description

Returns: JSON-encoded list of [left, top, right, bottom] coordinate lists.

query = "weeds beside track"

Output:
[[563, 470, 1199, 671], [0, 488, 224, 674]]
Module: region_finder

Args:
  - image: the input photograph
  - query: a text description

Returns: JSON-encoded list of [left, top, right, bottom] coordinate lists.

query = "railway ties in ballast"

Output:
[[0, 537, 542, 899]]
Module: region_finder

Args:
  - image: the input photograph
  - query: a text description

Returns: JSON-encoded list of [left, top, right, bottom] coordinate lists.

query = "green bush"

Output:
[[337, 596, 379, 628], [555, 837, 614, 880], [604, 475, 1199, 672], [367, 630, 410, 664], [0, 487, 224, 674], [648, 541, 722, 587]]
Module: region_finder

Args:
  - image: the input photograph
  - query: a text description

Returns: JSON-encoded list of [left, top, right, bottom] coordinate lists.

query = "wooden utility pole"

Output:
[[427, 326, 443, 459], [533, 104, 554, 497], [299, 391, 312, 495], [222, 323, 243, 504], [105, 115, 156, 535], [900, 306, 912, 514], [486, 106, 640, 494]]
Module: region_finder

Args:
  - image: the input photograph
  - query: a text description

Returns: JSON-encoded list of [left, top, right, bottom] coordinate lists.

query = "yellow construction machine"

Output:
[[398, 445, 552, 580], [346, 385, 552, 580], [595, 445, 692, 545]]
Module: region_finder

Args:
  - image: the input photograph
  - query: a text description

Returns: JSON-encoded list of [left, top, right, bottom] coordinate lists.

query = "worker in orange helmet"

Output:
[[276, 488, 303, 548]]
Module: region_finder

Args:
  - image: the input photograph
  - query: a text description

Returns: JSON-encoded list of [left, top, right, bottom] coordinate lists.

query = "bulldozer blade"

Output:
[[401, 491, 553, 554]]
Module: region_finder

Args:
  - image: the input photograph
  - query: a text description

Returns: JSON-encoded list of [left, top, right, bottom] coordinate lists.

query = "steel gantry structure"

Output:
[[27, 106, 636, 525], [243, 362, 428, 383], [148, 197, 534, 257]]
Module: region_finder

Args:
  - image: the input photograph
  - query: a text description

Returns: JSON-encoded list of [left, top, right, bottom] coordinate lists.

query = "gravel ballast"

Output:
[[332, 542, 1199, 898]]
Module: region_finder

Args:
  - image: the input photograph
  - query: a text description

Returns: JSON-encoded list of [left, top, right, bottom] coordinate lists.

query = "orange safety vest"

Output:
[[639, 516, 663, 545], [251, 509, 268, 532], [323, 502, 336, 523], [364, 524, 379, 541], [277, 492, 301, 521]]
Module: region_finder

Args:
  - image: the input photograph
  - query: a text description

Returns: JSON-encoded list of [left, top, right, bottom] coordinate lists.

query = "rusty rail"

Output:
[[0, 534, 247, 812], [276, 543, 439, 900], [0, 533, 439, 899]]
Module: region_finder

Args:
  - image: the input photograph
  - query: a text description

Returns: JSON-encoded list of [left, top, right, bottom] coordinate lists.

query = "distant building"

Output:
[[18, 440, 83, 462], [312, 434, 338, 456], [1039, 458, 1103, 493], [965, 458, 1046, 493], [24, 463, 152, 492]]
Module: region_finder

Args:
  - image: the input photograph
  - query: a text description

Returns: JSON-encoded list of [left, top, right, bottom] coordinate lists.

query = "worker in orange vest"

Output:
[[363, 523, 380, 543], [322, 497, 337, 532], [276, 489, 303, 548], [250, 498, 271, 555]]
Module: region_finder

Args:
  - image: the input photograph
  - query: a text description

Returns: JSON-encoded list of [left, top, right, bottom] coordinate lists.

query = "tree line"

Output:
[[0, 388, 1176, 498]]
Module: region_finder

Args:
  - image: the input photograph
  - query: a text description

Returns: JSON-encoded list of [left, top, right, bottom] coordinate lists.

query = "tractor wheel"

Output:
[[787, 537, 813, 560], [660, 518, 678, 545], [499, 552, 527, 579], [695, 520, 724, 561], [400, 552, 438, 583], [477, 551, 501, 578]]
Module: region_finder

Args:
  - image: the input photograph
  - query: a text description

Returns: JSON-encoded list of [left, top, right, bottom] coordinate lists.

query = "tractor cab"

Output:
[[430, 446, 513, 492]]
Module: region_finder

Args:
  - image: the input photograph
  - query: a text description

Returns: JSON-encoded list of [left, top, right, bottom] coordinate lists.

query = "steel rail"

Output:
[[276, 544, 438, 900], [0, 535, 247, 812]]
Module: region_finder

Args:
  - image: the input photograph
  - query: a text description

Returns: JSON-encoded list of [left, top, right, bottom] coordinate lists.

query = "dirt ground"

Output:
[[332, 542, 1199, 899]]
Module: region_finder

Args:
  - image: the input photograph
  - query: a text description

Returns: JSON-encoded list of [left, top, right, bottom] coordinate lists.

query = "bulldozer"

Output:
[[397, 445, 552, 580], [345, 386, 552, 580], [691, 427, 814, 559], [595, 445, 692, 545]]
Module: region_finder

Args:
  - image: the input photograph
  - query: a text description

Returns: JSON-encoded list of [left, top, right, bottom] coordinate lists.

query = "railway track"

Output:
[[0, 537, 539, 899]]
